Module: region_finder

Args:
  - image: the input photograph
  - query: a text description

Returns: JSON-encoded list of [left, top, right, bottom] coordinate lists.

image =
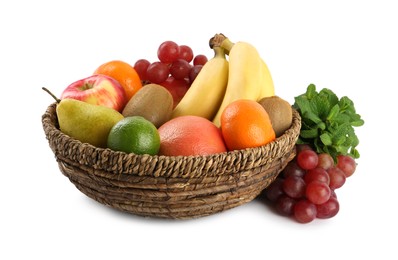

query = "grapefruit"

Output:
[[158, 115, 227, 156]]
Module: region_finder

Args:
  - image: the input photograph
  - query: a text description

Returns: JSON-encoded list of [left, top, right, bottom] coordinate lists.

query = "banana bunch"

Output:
[[171, 46, 229, 120], [172, 33, 274, 126], [211, 34, 275, 126]]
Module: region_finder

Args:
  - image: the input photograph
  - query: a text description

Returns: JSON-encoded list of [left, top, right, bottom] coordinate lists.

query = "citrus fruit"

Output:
[[107, 116, 160, 155], [220, 99, 276, 151], [158, 115, 227, 156], [94, 60, 142, 101]]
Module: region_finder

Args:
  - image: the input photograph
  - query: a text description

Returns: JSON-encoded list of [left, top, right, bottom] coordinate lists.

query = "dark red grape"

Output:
[[282, 161, 306, 178], [282, 176, 306, 199], [317, 153, 334, 170], [297, 149, 319, 170], [170, 59, 191, 80], [160, 76, 190, 108], [265, 178, 284, 202], [276, 195, 296, 216], [336, 155, 356, 177], [306, 181, 331, 205], [146, 62, 169, 84], [189, 65, 203, 84], [316, 197, 339, 219], [157, 41, 180, 64], [134, 59, 150, 81], [327, 167, 346, 190], [294, 199, 317, 223], [178, 45, 194, 63], [304, 167, 330, 185], [193, 54, 208, 66]]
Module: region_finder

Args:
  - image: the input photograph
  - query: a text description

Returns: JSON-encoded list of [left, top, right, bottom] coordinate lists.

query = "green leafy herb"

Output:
[[293, 84, 364, 160]]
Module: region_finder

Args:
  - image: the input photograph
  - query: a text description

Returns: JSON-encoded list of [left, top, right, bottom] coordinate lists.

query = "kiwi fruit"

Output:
[[122, 83, 173, 128], [258, 95, 292, 137]]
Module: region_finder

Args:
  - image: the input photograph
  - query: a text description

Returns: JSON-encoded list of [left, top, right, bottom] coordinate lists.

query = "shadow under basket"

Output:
[[42, 102, 301, 219]]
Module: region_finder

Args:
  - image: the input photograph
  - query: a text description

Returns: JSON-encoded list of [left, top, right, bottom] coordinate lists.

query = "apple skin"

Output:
[[61, 75, 127, 112]]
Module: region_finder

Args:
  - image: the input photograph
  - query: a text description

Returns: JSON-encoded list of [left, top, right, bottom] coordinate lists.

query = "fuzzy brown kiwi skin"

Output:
[[122, 84, 173, 128], [258, 96, 293, 137]]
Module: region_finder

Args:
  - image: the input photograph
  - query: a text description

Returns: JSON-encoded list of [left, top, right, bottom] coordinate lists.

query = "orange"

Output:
[[158, 115, 227, 156], [220, 99, 276, 151], [94, 60, 142, 101]]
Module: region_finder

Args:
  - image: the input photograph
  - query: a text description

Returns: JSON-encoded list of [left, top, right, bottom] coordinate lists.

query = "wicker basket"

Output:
[[42, 102, 301, 219]]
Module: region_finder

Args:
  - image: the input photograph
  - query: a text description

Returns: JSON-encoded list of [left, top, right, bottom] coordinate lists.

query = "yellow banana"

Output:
[[171, 46, 229, 120], [212, 35, 265, 127], [258, 59, 275, 99]]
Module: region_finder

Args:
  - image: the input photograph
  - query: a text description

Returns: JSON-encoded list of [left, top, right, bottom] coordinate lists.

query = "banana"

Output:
[[212, 34, 271, 126], [171, 46, 229, 120], [258, 59, 275, 99]]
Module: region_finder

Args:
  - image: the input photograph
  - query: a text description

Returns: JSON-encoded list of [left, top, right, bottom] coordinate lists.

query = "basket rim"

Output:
[[42, 102, 301, 177]]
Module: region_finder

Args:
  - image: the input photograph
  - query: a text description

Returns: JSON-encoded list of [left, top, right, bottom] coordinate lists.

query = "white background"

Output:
[[1, 0, 397, 259]]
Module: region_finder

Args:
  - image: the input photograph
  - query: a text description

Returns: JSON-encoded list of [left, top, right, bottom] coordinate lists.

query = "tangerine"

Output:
[[94, 60, 142, 102], [220, 99, 276, 151], [158, 115, 227, 156]]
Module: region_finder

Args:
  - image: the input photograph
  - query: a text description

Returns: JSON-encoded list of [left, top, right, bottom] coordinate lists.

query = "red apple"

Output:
[[61, 75, 127, 112]]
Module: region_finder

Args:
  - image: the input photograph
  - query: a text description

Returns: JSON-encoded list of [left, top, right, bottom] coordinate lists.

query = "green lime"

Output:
[[107, 116, 160, 155]]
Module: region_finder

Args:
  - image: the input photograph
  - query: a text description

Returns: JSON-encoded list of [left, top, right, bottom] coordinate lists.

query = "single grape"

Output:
[[146, 62, 169, 84], [265, 178, 284, 202], [304, 167, 330, 185], [189, 65, 203, 84], [336, 155, 356, 177], [134, 59, 150, 81], [317, 153, 334, 170], [294, 199, 317, 223], [170, 59, 192, 80], [157, 41, 180, 64], [327, 167, 346, 190], [282, 161, 306, 178], [316, 197, 339, 219], [282, 176, 306, 199], [306, 181, 331, 205], [297, 149, 319, 170], [160, 76, 190, 108], [178, 45, 194, 63], [275, 195, 296, 216], [193, 54, 208, 66]]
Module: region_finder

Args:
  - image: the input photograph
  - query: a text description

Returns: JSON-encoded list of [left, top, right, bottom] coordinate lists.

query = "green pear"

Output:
[[56, 98, 124, 148]]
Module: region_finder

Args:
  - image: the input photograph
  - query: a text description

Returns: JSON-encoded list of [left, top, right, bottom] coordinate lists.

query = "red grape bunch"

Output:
[[264, 144, 357, 223], [133, 41, 208, 108]]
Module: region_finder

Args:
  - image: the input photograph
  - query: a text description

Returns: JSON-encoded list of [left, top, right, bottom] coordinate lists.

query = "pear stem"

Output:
[[42, 87, 61, 103]]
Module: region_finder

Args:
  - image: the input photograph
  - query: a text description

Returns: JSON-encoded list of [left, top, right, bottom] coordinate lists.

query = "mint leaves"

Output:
[[293, 84, 364, 160]]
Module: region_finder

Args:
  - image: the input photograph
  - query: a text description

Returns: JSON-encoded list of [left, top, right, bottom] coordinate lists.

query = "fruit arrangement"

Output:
[[42, 33, 364, 222]]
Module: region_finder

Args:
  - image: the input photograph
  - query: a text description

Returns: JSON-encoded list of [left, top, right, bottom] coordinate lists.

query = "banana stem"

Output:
[[209, 33, 234, 55], [213, 46, 226, 58]]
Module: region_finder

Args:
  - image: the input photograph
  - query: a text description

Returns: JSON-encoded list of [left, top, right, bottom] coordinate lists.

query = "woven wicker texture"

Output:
[[42, 102, 301, 219]]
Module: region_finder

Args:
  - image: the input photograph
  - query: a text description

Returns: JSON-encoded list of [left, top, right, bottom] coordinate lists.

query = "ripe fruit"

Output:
[[263, 145, 357, 223], [160, 76, 190, 108], [258, 95, 293, 137], [122, 84, 173, 128], [157, 40, 180, 64], [336, 155, 357, 177], [158, 115, 227, 156], [107, 116, 160, 155], [220, 99, 275, 151], [94, 60, 142, 101], [60, 75, 127, 112], [54, 98, 124, 148]]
